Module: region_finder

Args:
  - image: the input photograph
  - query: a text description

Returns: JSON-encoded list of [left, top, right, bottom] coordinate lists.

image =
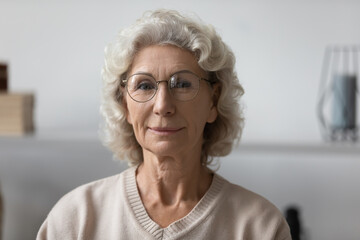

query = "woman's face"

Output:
[[124, 45, 218, 159]]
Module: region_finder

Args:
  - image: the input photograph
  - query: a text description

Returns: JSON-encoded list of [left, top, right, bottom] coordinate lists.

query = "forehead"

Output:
[[129, 45, 205, 77]]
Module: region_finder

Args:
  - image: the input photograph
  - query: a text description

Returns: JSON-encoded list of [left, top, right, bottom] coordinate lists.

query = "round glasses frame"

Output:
[[121, 70, 214, 103]]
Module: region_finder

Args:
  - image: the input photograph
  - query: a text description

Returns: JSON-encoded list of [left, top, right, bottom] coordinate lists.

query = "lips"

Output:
[[148, 127, 184, 135]]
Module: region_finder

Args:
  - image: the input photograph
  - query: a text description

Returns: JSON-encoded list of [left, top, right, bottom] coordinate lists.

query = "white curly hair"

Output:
[[100, 9, 244, 167]]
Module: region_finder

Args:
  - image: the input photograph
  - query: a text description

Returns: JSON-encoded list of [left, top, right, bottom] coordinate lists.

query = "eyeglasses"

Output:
[[122, 70, 213, 103]]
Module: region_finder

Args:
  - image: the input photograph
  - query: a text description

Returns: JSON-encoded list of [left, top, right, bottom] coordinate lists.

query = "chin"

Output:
[[143, 143, 187, 157]]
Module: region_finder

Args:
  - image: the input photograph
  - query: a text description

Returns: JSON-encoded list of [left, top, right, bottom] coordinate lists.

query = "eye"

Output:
[[129, 75, 156, 91], [171, 75, 193, 89], [136, 81, 156, 90], [174, 80, 192, 88]]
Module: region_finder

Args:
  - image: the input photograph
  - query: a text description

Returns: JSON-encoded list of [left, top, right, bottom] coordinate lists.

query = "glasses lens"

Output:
[[127, 74, 157, 102], [170, 72, 200, 101]]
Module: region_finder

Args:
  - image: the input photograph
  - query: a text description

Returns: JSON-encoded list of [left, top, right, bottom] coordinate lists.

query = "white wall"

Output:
[[1, 0, 359, 141]]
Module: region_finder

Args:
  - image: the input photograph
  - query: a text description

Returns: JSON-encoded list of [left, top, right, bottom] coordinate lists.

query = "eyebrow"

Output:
[[130, 69, 197, 78]]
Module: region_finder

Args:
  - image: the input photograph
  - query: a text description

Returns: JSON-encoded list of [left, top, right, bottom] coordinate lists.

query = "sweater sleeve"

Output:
[[220, 181, 292, 240], [273, 215, 292, 240], [35, 182, 99, 240], [36, 218, 48, 240], [36, 197, 83, 240], [36, 215, 79, 240], [35, 174, 124, 240]]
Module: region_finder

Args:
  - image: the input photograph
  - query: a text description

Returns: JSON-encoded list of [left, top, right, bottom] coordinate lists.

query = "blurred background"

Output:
[[0, 0, 359, 239]]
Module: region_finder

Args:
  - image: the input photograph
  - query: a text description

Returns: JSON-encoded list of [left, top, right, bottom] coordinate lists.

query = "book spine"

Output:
[[0, 64, 8, 91]]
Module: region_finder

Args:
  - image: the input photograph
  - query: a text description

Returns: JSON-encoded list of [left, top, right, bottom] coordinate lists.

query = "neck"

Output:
[[136, 152, 212, 206]]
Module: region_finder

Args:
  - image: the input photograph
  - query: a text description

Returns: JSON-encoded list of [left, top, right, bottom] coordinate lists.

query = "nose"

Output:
[[153, 81, 175, 116]]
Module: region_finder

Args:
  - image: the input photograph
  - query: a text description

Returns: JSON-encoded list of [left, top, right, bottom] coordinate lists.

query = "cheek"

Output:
[[125, 99, 149, 127], [125, 100, 142, 126], [125, 103, 133, 125], [187, 102, 214, 129]]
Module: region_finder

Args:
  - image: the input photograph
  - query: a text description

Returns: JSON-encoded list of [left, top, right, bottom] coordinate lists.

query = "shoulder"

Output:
[[37, 167, 135, 239], [216, 174, 281, 215], [226, 180, 279, 213], [50, 167, 135, 214], [54, 172, 122, 209]]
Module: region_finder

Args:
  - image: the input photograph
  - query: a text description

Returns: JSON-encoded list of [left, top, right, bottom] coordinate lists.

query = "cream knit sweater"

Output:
[[37, 166, 291, 240]]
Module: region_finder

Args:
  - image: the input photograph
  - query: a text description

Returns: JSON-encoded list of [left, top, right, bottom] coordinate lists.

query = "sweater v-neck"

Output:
[[124, 166, 225, 239]]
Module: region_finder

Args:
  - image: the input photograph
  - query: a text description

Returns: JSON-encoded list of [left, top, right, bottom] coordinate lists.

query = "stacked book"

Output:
[[0, 64, 35, 136], [0, 92, 35, 136]]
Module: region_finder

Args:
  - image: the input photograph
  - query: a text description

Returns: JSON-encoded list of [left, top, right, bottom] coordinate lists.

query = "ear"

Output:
[[207, 83, 220, 123], [207, 105, 218, 123]]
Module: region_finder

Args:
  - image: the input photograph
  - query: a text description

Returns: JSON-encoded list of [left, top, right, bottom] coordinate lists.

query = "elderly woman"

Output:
[[37, 9, 291, 240]]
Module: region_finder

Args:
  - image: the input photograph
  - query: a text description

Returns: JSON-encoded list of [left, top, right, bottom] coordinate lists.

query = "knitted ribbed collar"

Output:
[[124, 166, 226, 240]]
